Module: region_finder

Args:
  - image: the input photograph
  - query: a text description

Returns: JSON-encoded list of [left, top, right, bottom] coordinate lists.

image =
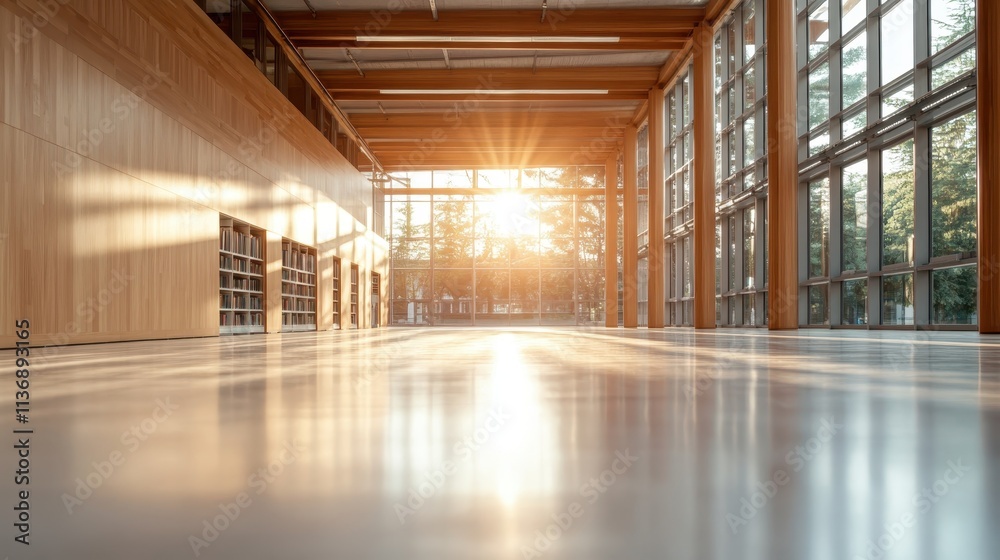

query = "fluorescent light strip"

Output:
[[357, 36, 620, 43], [380, 89, 610, 95]]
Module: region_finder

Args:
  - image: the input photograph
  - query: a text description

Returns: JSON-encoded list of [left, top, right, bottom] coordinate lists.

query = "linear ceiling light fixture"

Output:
[[380, 89, 610, 95], [429, 0, 439, 21], [357, 36, 620, 43]]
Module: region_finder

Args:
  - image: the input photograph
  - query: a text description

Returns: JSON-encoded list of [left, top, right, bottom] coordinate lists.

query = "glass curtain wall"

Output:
[[796, 0, 977, 327], [715, 0, 769, 327], [665, 67, 697, 326], [636, 124, 650, 327], [388, 167, 607, 326]]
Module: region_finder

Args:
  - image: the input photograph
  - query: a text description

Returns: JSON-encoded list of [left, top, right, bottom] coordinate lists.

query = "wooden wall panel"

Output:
[[0, 0, 388, 347], [980, 0, 1000, 333]]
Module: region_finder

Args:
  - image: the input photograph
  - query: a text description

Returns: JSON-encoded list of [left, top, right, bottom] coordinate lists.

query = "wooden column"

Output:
[[647, 87, 666, 328], [623, 126, 639, 328], [766, 0, 799, 330], [606, 155, 621, 328], [692, 23, 717, 329], [980, 0, 1000, 333]]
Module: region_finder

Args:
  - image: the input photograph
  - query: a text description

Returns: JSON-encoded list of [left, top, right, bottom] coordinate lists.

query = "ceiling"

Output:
[[263, 0, 713, 171]]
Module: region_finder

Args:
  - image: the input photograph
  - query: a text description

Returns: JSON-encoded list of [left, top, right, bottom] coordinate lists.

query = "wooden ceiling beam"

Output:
[[296, 39, 689, 50], [331, 92, 648, 101], [276, 8, 706, 40], [349, 110, 633, 129], [318, 67, 659, 93]]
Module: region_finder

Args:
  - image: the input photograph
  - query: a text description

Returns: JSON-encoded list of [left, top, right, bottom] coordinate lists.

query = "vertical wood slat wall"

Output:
[[0, 0, 388, 347]]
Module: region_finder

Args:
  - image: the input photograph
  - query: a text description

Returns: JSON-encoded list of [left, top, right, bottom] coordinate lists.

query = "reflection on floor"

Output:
[[4, 328, 1000, 559]]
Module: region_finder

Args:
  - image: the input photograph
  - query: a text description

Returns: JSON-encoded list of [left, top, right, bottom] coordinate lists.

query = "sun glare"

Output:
[[480, 190, 539, 237]]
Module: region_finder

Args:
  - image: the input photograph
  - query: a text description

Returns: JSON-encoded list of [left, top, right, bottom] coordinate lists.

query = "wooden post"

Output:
[[980, 0, 1000, 333], [766, 0, 799, 329], [693, 23, 717, 329], [623, 126, 639, 328], [606, 155, 621, 327], [647, 87, 666, 328]]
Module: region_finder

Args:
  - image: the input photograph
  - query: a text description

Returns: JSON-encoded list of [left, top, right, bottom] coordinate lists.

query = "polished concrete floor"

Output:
[[3, 327, 1000, 559]]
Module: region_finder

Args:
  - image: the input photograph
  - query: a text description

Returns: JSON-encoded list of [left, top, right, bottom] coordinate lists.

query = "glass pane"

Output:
[[842, 31, 867, 109], [434, 270, 473, 325], [744, 116, 756, 165], [882, 273, 914, 325], [683, 236, 693, 298], [932, 266, 977, 325], [931, 0, 975, 53], [809, 62, 831, 130], [843, 110, 867, 138], [882, 84, 914, 117], [881, 0, 914, 85], [393, 270, 431, 300], [842, 160, 869, 272], [843, 0, 867, 32], [392, 199, 431, 239], [476, 270, 510, 324], [810, 129, 831, 156], [809, 178, 831, 278], [477, 169, 515, 189], [435, 170, 474, 188], [931, 111, 978, 257], [743, 293, 757, 326], [842, 279, 868, 325], [745, 63, 757, 109], [808, 2, 831, 59], [728, 215, 738, 291], [881, 139, 915, 266], [743, 0, 756, 63], [743, 206, 756, 289], [808, 285, 829, 325], [932, 47, 976, 90]]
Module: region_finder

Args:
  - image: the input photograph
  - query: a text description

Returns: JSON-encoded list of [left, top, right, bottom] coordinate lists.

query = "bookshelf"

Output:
[[220, 216, 265, 335], [281, 239, 317, 332], [332, 256, 341, 329], [350, 263, 359, 329]]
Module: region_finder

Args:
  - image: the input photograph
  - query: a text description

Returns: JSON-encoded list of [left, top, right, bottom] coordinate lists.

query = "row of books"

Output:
[[282, 248, 316, 272], [220, 312, 264, 326], [282, 299, 316, 312], [233, 277, 263, 292], [220, 294, 263, 310], [220, 275, 263, 291], [220, 256, 264, 275], [282, 284, 315, 298], [282, 313, 316, 326], [281, 269, 315, 283], [220, 228, 263, 259]]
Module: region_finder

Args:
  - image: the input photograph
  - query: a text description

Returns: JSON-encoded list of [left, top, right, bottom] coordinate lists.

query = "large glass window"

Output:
[[797, 0, 978, 328], [881, 140, 914, 267], [882, 273, 914, 325], [388, 168, 605, 326], [842, 160, 868, 272], [808, 178, 831, 278], [715, 0, 767, 327], [931, 111, 978, 258]]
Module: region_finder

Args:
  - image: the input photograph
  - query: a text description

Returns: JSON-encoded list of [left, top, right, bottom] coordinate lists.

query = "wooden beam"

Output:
[[375, 152, 614, 169], [647, 86, 665, 328], [980, 0, 1000, 333], [606, 154, 620, 328], [319, 67, 658, 93], [277, 8, 705, 39], [330, 91, 648, 101], [349, 111, 634, 129], [298, 39, 689, 51], [623, 126, 639, 328], [357, 127, 625, 140], [692, 23, 716, 330], [766, 0, 799, 330]]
